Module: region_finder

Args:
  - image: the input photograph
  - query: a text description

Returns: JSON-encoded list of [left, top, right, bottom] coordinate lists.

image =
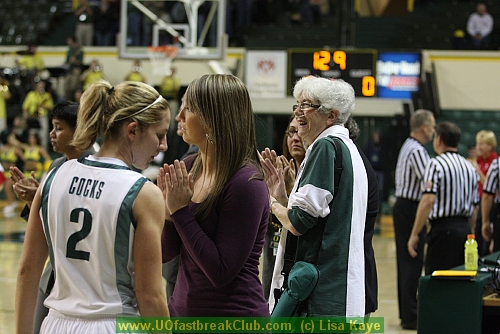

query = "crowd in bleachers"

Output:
[[0, 35, 187, 218], [1, 0, 497, 53], [0, 0, 336, 49]]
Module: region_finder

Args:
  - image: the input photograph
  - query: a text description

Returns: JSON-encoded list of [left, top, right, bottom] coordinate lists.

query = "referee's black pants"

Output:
[[425, 217, 470, 275], [393, 198, 425, 325]]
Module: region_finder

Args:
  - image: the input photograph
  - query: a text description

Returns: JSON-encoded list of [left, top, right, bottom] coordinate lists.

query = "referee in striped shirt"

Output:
[[481, 157, 500, 253], [408, 121, 479, 275], [393, 109, 435, 330]]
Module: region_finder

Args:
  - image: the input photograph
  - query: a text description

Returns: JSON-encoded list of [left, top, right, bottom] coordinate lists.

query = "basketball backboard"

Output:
[[119, 0, 227, 60]]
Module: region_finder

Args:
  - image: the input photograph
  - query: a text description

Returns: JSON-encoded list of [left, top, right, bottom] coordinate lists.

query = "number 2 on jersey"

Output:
[[66, 208, 92, 261]]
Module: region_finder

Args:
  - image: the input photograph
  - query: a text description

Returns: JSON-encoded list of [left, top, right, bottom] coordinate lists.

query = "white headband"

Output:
[[116, 95, 164, 122]]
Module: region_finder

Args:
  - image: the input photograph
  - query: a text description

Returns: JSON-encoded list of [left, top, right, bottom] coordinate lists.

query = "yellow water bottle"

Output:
[[464, 234, 478, 271]]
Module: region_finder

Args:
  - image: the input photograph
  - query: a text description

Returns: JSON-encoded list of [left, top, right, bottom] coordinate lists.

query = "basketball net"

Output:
[[147, 45, 178, 77]]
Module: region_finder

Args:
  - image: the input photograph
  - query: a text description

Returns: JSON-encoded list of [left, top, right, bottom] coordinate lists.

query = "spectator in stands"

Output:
[[7, 115, 29, 147], [16, 45, 45, 74], [80, 59, 106, 91], [22, 80, 54, 149], [159, 67, 180, 100], [0, 130, 24, 218], [93, 0, 120, 46], [452, 29, 467, 50], [159, 66, 181, 117], [127, 4, 143, 46], [64, 36, 84, 101], [290, 0, 329, 25], [12, 131, 52, 180], [0, 77, 11, 133], [74, 0, 94, 46], [467, 2, 493, 49], [141, 2, 159, 47], [124, 61, 147, 83], [15, 45, 47, 96], [236, 0, 253, 26], [286, 0, 303, 23]]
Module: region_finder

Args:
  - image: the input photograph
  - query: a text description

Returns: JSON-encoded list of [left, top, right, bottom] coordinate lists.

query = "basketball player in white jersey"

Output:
[[15, 80, 171, 333]]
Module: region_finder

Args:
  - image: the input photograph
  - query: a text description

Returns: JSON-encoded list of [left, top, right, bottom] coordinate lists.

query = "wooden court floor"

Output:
[[0, 208, 415, 334]]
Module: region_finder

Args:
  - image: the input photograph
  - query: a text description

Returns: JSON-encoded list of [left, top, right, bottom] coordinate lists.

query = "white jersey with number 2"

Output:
[[40, 156, 148, 317]]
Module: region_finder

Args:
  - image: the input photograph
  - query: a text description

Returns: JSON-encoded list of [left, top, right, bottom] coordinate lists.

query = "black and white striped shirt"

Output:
[[483, 157, 499, 195], [422, 151, 479, 220], [395, 137, 430, 201]]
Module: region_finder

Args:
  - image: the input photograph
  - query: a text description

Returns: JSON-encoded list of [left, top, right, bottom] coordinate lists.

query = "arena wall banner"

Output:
[[245, 50, 287, 98], [376, 52, 421, 99]]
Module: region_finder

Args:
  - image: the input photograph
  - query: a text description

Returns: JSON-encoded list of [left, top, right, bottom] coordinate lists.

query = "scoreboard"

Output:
[[288, 49, 378, 97]]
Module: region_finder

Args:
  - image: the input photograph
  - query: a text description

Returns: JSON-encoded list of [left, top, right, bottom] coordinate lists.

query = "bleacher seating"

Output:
[[356, 0, 500, 50], [237, 0, 500, 51], [235, 0, 340, 49], [240, 19, 339, 49], [3, 0, 497, 51], [0, 0, 68, 46]]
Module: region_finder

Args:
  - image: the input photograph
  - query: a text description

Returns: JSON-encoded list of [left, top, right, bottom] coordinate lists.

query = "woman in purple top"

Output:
[[158, 74, 270, 316]]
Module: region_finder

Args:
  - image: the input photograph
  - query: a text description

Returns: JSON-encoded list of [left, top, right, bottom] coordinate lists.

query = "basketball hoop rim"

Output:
[[147, 45, 178, 77], [147, 45, 178, 57]]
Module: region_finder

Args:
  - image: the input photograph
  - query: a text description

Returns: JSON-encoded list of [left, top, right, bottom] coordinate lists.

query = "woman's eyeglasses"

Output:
[[286, 129, 299, 138], [292, 102, 321, 112]]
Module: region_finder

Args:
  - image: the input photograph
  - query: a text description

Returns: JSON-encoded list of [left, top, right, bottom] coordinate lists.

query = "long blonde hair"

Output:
[[72, 80, 170, 151], [185, 74, 263, 221]]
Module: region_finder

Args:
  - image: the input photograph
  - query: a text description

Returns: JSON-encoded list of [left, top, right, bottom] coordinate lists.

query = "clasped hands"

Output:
[[260, 148, 296, 206], [157, 160, 193, 219], [10, 166, 39, 207]]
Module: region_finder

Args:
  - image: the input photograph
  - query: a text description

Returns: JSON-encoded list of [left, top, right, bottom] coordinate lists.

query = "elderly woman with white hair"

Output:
[[263, 76, 368, 317]]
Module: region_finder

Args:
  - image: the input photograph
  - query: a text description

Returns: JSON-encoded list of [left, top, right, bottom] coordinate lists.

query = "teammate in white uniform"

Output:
[[15, 80, 171, 333]]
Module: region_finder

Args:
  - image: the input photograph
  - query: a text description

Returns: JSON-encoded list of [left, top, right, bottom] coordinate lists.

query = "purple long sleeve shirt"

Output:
[[162, 162, 270, 316]]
